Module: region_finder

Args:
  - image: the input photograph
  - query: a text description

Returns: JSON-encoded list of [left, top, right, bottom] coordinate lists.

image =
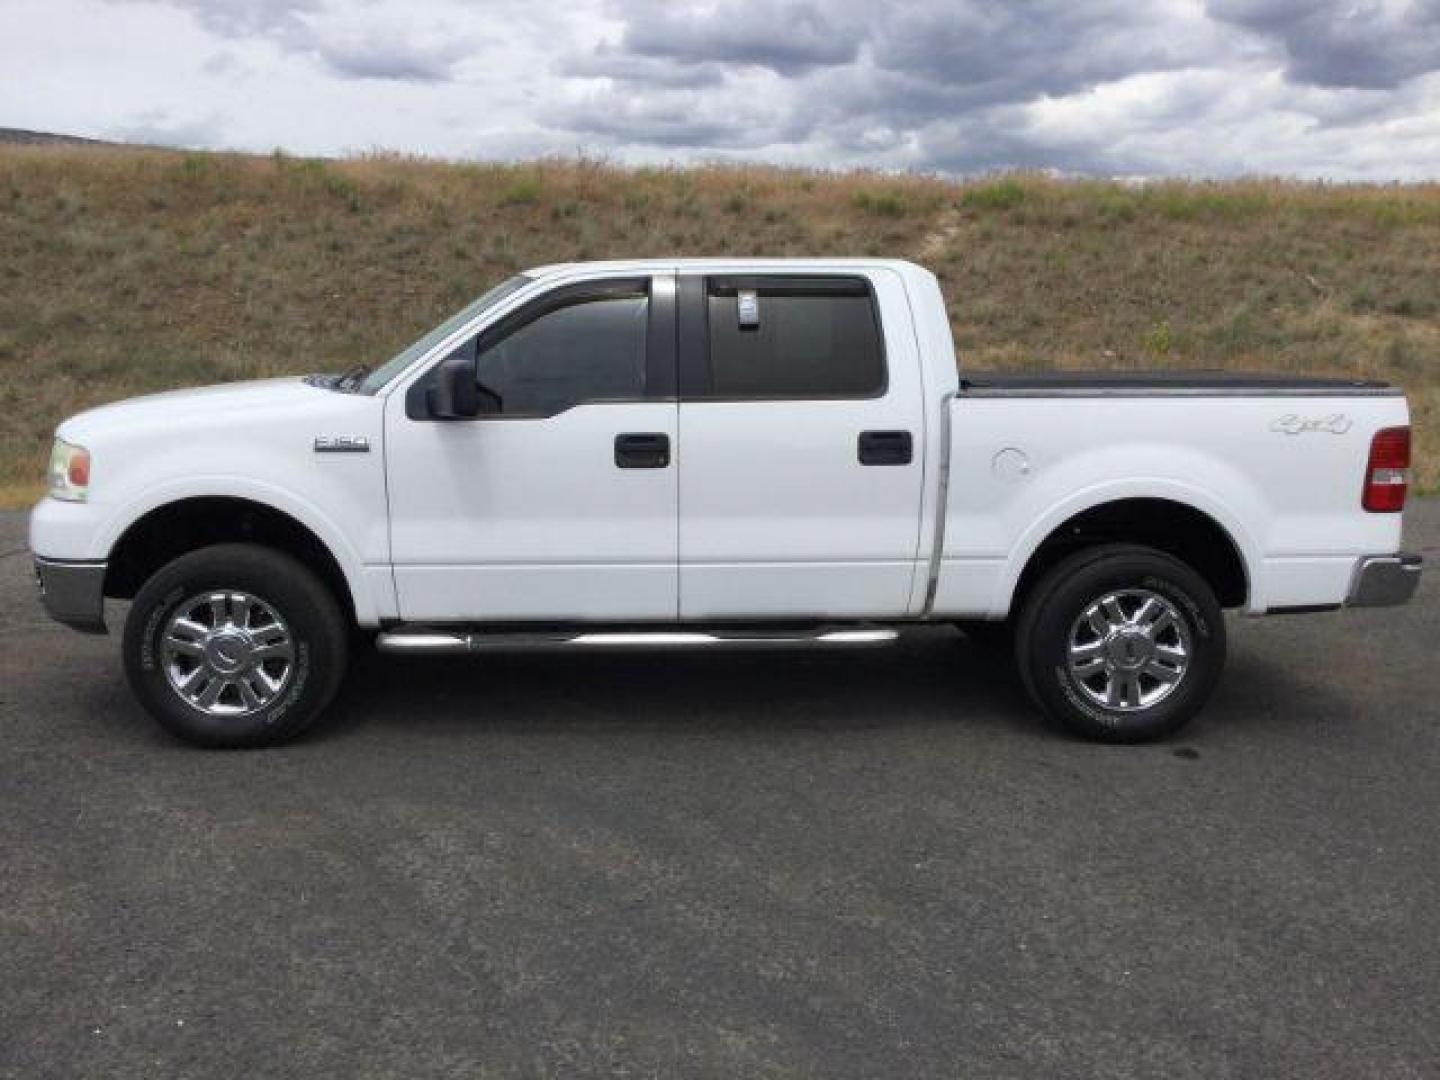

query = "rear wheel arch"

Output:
[[1006, 497, 1250, 618], [104, 496, 359, 627]]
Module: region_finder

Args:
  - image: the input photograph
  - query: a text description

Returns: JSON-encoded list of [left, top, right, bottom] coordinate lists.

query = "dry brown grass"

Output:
[[2, 146, 1436, 506]]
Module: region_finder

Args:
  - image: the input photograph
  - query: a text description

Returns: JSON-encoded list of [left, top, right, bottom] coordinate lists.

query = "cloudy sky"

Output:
[[3, 0, 1440, 178]]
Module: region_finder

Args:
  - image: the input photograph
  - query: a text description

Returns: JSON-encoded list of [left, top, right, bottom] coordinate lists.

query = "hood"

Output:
[[57, 377, 339, 442]]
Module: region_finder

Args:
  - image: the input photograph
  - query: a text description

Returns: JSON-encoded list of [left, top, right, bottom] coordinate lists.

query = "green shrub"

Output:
[[498, 176, 542, 206], [852, 189, 907, 217], [961, 179, 1028, 212], [1145, 320, 1174, 357]]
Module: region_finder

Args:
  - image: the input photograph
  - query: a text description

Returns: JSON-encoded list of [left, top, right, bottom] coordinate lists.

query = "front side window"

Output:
[[703, 277, 885, 399], [469, 283, 649, 417]]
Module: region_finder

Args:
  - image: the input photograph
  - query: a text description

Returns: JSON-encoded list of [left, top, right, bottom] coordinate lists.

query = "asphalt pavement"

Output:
[[2, 504, 1438, 1079]]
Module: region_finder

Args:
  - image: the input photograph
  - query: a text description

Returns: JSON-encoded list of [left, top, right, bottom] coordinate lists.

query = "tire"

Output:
[[123, 543, 349, 748], [1013, 544, 1225, 743]]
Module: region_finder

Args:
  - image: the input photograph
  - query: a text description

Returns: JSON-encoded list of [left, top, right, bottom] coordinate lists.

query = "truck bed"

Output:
[[959, 370, 1397, 397]]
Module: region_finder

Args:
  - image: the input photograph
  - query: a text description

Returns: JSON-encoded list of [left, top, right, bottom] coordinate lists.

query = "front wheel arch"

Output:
[[104, 496, 358, 627]]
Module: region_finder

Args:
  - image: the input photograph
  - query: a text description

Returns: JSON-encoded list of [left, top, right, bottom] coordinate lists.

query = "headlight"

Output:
[[47, 437, 91, 502]]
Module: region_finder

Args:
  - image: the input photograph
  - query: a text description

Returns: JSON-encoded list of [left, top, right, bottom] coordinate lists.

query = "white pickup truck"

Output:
[[31, 259, 1421, 748]]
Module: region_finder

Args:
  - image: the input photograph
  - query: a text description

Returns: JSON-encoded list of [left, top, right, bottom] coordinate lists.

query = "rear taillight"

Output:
[[1363, 426, 1410, 512]]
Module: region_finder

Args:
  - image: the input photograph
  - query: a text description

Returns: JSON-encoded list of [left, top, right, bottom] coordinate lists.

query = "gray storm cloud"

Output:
[[1210, 0, 1440, 88], [552, 0, 1440, 175]]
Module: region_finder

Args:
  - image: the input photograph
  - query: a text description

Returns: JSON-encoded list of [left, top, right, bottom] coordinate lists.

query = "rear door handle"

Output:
[[615, 432, 671, 469], [858, 430, 913, 466]]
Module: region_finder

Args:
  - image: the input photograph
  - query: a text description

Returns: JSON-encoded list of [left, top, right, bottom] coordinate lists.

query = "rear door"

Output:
[[676, 270, 927, 618]]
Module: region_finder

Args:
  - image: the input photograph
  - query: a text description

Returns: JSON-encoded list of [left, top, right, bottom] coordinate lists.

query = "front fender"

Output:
[[96, 477, 390, 626]]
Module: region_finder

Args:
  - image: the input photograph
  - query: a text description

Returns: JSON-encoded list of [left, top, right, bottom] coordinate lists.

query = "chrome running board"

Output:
[[375, 627, 899, 654]]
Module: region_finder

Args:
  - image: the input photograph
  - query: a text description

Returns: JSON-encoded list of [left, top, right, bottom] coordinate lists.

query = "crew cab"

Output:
[[30, 259, 1422, 747]]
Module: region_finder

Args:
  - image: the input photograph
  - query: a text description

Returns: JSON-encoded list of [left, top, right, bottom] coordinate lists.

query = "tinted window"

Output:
[[474, 288, 648, 416], [705, 280, 884, 398]]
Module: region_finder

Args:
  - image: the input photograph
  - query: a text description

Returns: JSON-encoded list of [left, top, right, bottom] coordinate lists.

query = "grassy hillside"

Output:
[[2, 145, 1436, 506]]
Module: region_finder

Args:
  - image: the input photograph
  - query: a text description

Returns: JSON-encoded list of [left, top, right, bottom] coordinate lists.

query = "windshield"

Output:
[[357, 274, 532, 394]]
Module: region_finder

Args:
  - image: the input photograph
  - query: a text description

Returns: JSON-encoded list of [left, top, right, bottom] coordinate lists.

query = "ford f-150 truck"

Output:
[[30, 259, 1422, 748]]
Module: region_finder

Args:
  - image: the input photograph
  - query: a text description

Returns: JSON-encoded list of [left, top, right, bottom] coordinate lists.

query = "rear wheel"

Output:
[[123, 543, 348, 748], [1013, 544, 1225, 743]]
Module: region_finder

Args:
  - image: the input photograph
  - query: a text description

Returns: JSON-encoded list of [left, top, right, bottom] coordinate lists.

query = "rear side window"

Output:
[[703, 277, 885, 399]]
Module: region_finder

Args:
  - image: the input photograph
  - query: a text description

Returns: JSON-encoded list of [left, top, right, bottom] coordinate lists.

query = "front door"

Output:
[[385, 274, 679, 622], [676, 271, 927, 619]]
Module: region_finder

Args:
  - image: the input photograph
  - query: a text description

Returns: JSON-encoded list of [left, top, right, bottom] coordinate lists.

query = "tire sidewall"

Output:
[[1023, 549, 1225, 742], [124, 547, 342, 747]]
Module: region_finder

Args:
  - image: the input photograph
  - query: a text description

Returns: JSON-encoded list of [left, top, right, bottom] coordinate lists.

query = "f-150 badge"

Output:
[[313, 435, 370, 452]]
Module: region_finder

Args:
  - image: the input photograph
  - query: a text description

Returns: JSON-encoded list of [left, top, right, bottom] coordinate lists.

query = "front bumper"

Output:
[[34, 557, 108, 633], [1347, 553, 1423, 608]]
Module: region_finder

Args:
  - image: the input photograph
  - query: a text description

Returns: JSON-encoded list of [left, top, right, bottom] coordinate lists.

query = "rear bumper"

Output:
[[33, 557, 108, 633], [1347, 553, 1423, 608]]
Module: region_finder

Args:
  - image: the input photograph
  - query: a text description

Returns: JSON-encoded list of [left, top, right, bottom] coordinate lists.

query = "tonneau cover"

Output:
[[960, 370, 1394, 396]]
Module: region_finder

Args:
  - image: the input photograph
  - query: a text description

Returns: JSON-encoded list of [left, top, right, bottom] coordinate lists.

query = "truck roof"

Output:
[[525, 257, 933, 280]]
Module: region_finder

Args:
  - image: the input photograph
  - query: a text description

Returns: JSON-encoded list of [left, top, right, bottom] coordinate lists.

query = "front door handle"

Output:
[[615, 432, 671, 469], [858, 430, 913, 466]]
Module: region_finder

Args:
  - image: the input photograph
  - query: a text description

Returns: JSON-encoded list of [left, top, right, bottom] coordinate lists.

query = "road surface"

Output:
[[2, 505, 1437, 1078]]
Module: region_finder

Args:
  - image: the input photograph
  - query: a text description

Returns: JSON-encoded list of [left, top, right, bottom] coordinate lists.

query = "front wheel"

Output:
[[123, 544, 349, 748], [1013, 544, 1225, 743]]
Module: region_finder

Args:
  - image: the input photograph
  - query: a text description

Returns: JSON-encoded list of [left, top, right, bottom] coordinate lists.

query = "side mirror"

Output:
[[426, 353, 480, 419]]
